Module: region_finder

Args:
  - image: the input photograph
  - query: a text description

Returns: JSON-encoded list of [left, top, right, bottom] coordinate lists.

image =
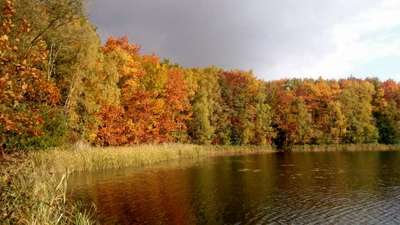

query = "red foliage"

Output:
[[102, 36, 140, 55], [96, 105, 129, 146], [0, 0, 61, 149], [382, 80, 400, 105]]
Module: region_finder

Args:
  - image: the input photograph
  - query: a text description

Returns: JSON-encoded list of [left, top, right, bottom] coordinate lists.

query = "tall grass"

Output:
[[0, 155, 94, 225], [33, 144, 275, 173]]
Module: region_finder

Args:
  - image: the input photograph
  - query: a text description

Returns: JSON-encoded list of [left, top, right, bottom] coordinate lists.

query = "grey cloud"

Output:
[[88, 0, 380, 80]]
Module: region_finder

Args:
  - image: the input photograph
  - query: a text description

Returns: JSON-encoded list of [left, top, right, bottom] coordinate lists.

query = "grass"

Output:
[[0, 154, 94, 225], [33, 144, 275, 173]]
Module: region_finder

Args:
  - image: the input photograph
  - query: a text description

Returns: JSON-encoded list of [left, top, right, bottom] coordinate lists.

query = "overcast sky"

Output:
[[88, 0, 400, 81]]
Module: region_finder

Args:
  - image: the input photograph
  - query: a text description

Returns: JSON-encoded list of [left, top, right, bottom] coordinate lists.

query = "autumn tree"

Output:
[[0, 0, 65, 152], [219, 71, 274, 145], [95, 105, 129, 146], [339, 79, 378, 143], [295, 79, 345, 144], [252, 85, 276, 145], [97, 37, 191, 145], [189, 79, 215, 144], [372, 79, 400, 144], [187, 67, 224, 144]]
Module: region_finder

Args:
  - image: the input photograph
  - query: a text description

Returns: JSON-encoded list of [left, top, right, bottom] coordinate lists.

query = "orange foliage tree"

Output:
[[0, 0, 64, 152], [95, 37, 191, 145]]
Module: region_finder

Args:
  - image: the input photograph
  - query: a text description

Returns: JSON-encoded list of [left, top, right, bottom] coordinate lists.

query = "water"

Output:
[[69, 151, 400, 225]]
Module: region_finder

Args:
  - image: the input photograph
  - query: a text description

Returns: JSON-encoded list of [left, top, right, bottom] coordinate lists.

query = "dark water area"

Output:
[[69, 151, 400, 225]]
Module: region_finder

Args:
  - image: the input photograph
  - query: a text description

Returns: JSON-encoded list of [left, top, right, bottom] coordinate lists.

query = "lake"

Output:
[[69, 151, 400, 225]]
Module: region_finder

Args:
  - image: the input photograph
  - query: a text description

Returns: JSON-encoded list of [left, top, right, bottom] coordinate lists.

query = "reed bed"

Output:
[[0, 155, 94, 225], [33, 144, 275, 174]]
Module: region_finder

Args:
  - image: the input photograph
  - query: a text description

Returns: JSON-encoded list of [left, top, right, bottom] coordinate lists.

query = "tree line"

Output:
[[1, 0, 400, 152]]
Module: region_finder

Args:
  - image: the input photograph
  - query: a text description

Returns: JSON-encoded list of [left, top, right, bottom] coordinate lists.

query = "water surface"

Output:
[[69, 151, 400, 225]]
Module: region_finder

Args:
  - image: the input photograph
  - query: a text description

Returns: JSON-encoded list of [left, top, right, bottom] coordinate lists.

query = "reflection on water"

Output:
[[69, 151, 400, 225]]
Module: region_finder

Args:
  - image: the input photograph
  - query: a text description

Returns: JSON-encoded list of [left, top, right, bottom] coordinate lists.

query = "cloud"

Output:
[[88, 0, 400, 80], [299, 0, 400, 79]]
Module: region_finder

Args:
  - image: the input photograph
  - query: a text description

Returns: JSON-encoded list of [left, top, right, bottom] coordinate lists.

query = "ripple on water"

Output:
[[245, 186, 400, 225]]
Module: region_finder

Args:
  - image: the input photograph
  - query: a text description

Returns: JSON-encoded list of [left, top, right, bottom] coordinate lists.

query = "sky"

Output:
[[88, 0, 400, 81]]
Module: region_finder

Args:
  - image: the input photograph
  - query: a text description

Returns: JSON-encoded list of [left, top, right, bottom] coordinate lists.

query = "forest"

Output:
[[1, 0, 400, 153]]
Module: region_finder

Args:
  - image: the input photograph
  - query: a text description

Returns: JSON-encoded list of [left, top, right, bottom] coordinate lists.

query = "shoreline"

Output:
[[1, 143, 399, 224], [288, 143, 400, 152]]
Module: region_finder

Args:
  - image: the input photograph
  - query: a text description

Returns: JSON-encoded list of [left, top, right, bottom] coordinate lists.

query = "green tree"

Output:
[[252, 87, 275, 145], [287, 98, 314, 145], [374, 101, 400, 144], [189, 80, 215, 144], [339, 80, 378, 143]]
